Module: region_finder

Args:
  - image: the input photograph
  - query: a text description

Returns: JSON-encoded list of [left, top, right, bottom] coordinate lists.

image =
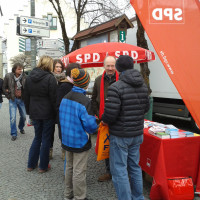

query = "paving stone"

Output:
[[0, 98, 152, 200]]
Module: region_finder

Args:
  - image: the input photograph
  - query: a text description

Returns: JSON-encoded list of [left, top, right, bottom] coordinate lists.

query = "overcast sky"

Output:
[[0, 0, 135, 37]]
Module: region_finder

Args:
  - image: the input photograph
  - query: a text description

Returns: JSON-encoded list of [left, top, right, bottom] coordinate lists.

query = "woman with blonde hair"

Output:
[[24, 55, 57, 173]]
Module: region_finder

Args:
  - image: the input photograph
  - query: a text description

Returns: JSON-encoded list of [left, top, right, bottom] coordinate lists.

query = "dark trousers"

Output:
[[28, 119, 54, 170], [105, 158, 110, 173], [50, 124, 55, 148]]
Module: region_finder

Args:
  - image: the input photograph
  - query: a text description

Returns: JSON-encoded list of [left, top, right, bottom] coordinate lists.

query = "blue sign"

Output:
[[28, 19, 32, 24], [28, 29, 32, 33]]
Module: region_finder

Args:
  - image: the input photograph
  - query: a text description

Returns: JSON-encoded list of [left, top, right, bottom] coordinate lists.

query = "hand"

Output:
[[102, 121, 108, 126]]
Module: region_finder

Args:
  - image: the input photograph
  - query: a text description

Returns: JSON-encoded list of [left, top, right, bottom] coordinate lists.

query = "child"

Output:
[[59, 68, 97, 200]]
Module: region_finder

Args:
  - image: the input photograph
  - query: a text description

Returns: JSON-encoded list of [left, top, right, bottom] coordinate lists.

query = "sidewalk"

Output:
[[0, 98, 151, 200]]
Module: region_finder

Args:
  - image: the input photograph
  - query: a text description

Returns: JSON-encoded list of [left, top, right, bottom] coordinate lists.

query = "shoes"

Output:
[[20, 129, 25, 134], [27, 165, 38, 172], [39, 164, 51, 173], [98, 173, 112, 182], [62, 149, 65, 161], [11, 136, 17, 141], [49, 148, 53, 160]]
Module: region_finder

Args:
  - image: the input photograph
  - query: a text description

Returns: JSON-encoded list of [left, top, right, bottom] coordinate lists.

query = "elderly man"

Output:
[[102, 55, 150, 200], [91, 56, 119, 182]]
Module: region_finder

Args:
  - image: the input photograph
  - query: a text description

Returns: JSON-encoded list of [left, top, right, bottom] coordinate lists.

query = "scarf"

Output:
[[99, 70, 119, 120], [14, 73, 23, 90], [66, 76, 74, 84]]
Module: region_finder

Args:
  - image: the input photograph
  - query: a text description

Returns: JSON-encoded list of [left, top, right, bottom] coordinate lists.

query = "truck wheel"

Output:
[[191, 118, 200, 133]]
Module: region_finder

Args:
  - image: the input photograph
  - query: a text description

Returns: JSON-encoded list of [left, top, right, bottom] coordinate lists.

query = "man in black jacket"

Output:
[[102, 55, 149, 200]]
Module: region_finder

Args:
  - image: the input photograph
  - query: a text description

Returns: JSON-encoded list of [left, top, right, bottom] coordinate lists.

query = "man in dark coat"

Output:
[[3, 63, 26, 141], [102, 55, 149, 200]]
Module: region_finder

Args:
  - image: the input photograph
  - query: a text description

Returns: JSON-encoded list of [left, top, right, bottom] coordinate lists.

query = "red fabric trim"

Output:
[[99, 71, 119, 120]]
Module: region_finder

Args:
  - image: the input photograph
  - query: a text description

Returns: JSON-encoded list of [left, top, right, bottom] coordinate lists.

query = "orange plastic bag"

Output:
[[96, 122, 110, 161], [167, 177, 194, 200]]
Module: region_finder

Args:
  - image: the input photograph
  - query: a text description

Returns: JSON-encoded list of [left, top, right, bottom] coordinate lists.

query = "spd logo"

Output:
[[149, 0, 185, 24]]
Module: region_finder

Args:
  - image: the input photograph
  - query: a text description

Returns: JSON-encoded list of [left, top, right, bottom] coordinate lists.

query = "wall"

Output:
[[126, 20, 181, 99]]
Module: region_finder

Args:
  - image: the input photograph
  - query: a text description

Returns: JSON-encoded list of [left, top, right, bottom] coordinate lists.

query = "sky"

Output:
[[0, 0, 135, 37], [0, 0, 29, 36]]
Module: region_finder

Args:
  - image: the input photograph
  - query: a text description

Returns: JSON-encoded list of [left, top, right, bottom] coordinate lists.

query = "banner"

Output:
[[130, 0, 200, 128]]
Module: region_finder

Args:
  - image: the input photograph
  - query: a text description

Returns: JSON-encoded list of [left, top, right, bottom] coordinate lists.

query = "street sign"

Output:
[[38, 39, 58, 49], [17, 16, 50, 38], [20, 16, 49, 29], [38, 49, 64, 58], [19, 26, 50, 37], [119, 31, 126, 43]]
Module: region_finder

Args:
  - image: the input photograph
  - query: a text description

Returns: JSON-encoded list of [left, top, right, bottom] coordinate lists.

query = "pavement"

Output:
[[0, 98, 199, 200]]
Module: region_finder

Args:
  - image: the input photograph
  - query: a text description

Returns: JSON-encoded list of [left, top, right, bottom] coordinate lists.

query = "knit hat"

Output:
[[71, 68, 90, 88], [116, 55, 134, 72]]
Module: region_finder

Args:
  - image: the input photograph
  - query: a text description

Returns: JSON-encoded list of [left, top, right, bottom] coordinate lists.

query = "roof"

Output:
[[73, 14, 134, 40]]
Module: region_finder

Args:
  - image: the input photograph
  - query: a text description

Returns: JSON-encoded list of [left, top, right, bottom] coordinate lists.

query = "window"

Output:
[[43, 14, 57, 30]]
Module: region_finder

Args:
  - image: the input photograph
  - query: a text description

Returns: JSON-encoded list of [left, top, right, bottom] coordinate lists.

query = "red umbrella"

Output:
[[61, 42, 155, 68]]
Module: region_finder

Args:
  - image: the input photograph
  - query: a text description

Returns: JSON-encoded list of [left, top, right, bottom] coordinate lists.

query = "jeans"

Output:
[[109, 134, 144, 200], [28, 119, 54, 170], [0, 103, 2, 109], [9, 99, 26, 136]]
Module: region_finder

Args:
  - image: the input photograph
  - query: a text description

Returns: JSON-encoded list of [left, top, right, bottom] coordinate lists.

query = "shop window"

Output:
[[43, 14, 57, 30]]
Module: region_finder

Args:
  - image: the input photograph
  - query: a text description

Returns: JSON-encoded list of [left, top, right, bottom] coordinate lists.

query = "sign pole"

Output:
[[30, 0, 36, 69]]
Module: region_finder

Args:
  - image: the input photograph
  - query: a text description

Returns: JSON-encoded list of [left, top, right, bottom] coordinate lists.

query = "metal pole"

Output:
[[30, 0, 36, 69]]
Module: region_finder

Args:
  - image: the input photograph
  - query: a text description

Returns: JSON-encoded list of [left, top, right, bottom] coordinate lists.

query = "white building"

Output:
[[1, 0, 88, 74]]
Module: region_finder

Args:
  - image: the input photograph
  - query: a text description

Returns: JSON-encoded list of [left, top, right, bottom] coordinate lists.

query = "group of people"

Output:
[[0, 54, 149, 200]]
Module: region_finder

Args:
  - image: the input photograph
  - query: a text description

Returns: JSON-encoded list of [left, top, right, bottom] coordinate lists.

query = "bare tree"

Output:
[[10, 54, 31, 69], [49, 0, 70, 54], [48, 0, 126, 54]]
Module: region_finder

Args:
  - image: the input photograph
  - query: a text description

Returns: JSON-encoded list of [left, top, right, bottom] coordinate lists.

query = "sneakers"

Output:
[[20, 129, 25, 134], [98, 173, 112, 182], [11, 136, 17, 141], [49, 148, 53, 160]]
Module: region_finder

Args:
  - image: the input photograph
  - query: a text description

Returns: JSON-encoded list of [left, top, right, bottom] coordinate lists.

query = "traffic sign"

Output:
[[20, 16, 49, 29], [119, 31, 126, 43], [19, 26, 50, 37], [38, 39, 58, 49], [38, 49, 64, 58], [17, 16, 50, 38]]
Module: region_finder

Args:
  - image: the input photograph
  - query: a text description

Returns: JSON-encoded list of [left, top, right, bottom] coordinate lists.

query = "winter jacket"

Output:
[[3, 72, 26, 101], [102, 69, 150, 137], [56, 79, 73, 112], [24, 67, 57, 120], [91, 73, 117, 117], [59, 86, 97, 153], [0, 78, 3, 103]]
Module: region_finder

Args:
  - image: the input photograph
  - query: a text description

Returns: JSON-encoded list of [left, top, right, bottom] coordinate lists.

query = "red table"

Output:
[[140, 128, 200, 200]]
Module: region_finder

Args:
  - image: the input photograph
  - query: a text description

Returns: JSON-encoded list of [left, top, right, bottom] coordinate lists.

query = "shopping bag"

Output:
[[26, 115, 33, 126], [96, 122, 110, 161], [167, 177, 194, 200]]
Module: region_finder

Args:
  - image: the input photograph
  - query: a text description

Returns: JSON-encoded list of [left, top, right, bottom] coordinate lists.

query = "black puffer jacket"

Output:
[[102, 69, 149, 137], [24, 67, 57, 120]]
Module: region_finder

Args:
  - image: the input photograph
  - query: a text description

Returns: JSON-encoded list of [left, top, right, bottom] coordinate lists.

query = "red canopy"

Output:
[[61, 42, 155, 68]]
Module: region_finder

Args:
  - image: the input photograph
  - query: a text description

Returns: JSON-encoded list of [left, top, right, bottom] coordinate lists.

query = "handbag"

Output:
[[95, 122, 110, 161], [167, 177, 194, 200]]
